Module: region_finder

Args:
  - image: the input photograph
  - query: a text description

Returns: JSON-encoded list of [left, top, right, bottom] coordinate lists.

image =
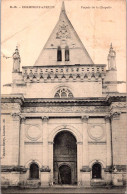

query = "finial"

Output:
[[107, 43, 116, 70], [61, 1, 65, 12], [110, 43, 113, 50], [15, 45, 19, 52]]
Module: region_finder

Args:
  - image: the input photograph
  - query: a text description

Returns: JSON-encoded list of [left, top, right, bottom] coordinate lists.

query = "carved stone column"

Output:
[[20, 116, 26, 166], [81, 116, 89, 167], [105, 115, 112, 168], [42, 116, 49, 166], [11, 113, 21, 165]]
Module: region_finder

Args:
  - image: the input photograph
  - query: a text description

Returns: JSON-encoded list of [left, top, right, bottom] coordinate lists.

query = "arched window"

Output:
[[65, 46, 69, 61], [92, 163, 102, 179], [57, 46, 62, 61], [30, 163, 39, 179], [54, 88, 73, 98]]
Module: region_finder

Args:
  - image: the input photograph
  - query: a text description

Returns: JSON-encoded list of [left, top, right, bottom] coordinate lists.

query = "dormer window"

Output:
[[65, 46, 69, 61], [54, 88, 73, 98], [57, 46, 62, 61]]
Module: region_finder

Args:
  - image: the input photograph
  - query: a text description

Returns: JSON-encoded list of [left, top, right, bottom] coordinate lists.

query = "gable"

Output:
[[34, 2, 94, 66]]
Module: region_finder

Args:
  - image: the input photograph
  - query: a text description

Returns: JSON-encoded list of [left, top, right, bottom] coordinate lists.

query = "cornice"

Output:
[[23, 64, 106, 69], [1, 94, 126, 106], [1, 165, 27, 173], [1, 94, 24, 104]]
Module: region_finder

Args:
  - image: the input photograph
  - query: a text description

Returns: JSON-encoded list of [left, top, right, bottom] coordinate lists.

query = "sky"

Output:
[[1, 0, 126, 93]]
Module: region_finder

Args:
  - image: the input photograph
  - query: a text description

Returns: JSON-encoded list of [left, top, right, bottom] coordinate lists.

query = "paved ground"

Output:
[[1, 187, 127, 194]]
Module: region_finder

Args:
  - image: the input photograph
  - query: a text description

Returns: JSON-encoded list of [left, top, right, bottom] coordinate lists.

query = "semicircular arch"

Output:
[[48, 125, 82, 143]]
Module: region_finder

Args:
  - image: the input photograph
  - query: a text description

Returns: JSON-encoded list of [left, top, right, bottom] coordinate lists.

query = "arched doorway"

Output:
[[59, 165, 71, 184], [30, 163, 39, 179], [92, 163, 102, 179], [53, 131, 77, 184]]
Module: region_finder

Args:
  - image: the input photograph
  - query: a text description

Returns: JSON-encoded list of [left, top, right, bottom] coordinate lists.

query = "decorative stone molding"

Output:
[[22, 106, 109, 114], [1, 94, 24, 105], [80, 166, 91, 172], [104, 115, 110, 122], [88, 125, 104, 141], [56, 21, 71, 39], [110, 112, 121, 120], [40, 166, 51, 172], [25, 125, 41, 141], [88, 141, 106, 144], [104, 166, 112, 173], [76, 141, 83, 145], [112, 165, 126, 172], [1, 165, 27, 173], [22, 65, 106, 83], [21, 116, 26, 123], [48, 141, 54, 145], [41, 116, 49, 122], [11, 113, 21, 121], [1, 103, 21, 111], [81, 115, 89, 123], [110, 102, 127, 109], [48, 125, 82, 143]]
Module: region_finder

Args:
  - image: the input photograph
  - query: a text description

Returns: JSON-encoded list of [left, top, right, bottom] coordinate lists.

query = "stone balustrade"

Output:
[[22, 64, 106, 83]]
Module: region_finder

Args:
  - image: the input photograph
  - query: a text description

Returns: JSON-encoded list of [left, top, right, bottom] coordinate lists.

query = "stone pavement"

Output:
[[1, 186, 127, 194]]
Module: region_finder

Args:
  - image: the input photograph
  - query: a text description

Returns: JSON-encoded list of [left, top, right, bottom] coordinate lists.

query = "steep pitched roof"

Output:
[[34, 2, 94, 66]]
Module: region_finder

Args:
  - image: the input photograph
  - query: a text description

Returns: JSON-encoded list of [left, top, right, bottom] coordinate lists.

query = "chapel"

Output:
[[1, 2, 126, 187]]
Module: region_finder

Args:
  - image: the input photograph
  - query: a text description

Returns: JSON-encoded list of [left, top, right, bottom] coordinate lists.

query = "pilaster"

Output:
[[11, 113, 21, 165], [77, 141, 83, 184], [81, 116, 89, 166], [105, 115, 112, 167], [48, 141, 54, 184], [20, 116, 26, 166], [41, 116, 49, 166]]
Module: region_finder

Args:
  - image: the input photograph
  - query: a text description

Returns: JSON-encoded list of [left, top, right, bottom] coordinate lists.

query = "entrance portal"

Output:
[[53, 131, 77, 184], [59, 165, 71, 184]]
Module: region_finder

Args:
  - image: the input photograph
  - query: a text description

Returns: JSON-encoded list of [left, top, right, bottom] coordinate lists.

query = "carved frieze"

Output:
[[110, 102, 127, 109], [22, 106, 109, 114], [110, 102, 127, 114], [1, 103, 21, 113]]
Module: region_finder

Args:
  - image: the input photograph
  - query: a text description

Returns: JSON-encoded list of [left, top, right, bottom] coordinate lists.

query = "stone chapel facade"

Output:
[[1, 2, 127, 188]]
